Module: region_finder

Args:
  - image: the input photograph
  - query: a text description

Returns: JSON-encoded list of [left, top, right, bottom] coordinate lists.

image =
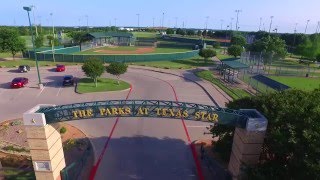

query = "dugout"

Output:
[[220, 59, 249, 82], [84, 32, 135, 47]]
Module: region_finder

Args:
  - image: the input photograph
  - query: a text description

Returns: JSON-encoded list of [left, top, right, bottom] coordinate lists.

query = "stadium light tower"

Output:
[[205, 16, 209, 30], [23, 6, 43, 89], [152, 17, 155, 28], [114, 18, 117, 27], [220, 19, 224, 30], [50, 13, 56, 62], [136, 13, 140, 30], [304, 19, 310, 34], [175, 17, 178, 28], [230, 17, 234, 31], [268, 16, 274, 33], [235, 10, 241, 31], [162, 12, 165, 29], [259, 17, 262, 31], [85, 15, 89, 31]]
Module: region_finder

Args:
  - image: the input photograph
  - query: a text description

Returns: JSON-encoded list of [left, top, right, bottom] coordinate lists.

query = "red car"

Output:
[[56, 64, 65, 72], [11, 77, 28, 88]]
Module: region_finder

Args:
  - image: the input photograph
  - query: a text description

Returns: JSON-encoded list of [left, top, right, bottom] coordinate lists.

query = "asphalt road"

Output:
[[0, 66, 216, 180]]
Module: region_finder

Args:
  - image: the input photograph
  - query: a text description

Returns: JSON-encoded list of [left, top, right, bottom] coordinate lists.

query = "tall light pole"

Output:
[[38, 15, 42, 34], [85, 15, 89, 31], [315, 21, 320, 33], [30, 5, 38, 37], [205, 16, 209, 30], [23, 6, 42, 89], [114, 18, 117, 27], [220, 19, 224, 30], [235, 10, 241, 31], [292, 23, 298, 56], [259, 17, 262, 31], [224, 25, 230, 53], [136, 13, 140, 30], [230, 18, 234, 31], [268, 16, 274, 33], [50, 13, 55, 62], [175, 17, 178, 28], [152, 17, 155, 28], [162, 12, 165, 29], [304, 19, 310, 34]]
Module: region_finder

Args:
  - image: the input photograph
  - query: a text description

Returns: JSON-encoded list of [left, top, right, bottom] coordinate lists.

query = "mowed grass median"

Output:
[[77, 78, 130, 93]]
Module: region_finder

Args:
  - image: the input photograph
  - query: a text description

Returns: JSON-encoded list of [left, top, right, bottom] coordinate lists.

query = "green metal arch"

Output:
[[36, 100, 249, 128]]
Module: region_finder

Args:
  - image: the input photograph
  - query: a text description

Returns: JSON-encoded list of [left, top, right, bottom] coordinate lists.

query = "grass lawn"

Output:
[[131, 58, 215, 69], [195, 70, 251, 100], [3, 168, 35, 180], [0, 59, 79, 68], [269, 76, 320, 91], [77, 78, 130, 93], [0, 52, 22, 58], [132, 32, 157, 38]]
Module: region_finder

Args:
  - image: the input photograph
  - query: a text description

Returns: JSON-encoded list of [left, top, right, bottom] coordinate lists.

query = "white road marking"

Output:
[[56, 85, 62, 96], [36, 82, 48, 98]]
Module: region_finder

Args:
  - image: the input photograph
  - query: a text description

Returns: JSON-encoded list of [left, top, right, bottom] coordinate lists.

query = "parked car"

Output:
[[62, 75, 74, 86], [56, 64, 65, 72], [18, 65, 30, 73], [11, 77, 28, 88]]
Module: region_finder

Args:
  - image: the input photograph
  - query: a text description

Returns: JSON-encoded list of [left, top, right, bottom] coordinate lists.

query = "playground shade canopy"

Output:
[[221, 59, 249, 69]]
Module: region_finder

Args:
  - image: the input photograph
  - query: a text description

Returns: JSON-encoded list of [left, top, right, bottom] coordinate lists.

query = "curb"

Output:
[[130, 66, 220, 106]]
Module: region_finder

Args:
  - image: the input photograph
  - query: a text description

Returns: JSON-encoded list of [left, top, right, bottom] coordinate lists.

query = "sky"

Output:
[[2, 0, 320, 34]]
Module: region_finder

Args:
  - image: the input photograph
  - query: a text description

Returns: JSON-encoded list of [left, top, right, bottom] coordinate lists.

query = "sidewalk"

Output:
[[129, 65, 231, 107]]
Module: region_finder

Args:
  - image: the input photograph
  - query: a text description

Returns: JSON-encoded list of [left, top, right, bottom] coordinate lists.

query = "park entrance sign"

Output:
[[36, 100, 250, 128], [23, 100, 268, 180]]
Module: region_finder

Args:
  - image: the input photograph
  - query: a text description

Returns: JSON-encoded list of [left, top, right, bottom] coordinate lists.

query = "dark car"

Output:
[[56, 64, 65, 72], [62, 75, 74, 86], [18, 65, 30, 73], [11, 77, 28, 88]]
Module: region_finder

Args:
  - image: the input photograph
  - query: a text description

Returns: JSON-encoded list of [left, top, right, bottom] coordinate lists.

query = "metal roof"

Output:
[[221, 60, 249, 69], [252, 74, 290, 91], [88, 32, 134, 38]]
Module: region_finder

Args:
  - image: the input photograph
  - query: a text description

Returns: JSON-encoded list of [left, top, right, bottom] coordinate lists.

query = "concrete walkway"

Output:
[[129, 65, 231, 107]]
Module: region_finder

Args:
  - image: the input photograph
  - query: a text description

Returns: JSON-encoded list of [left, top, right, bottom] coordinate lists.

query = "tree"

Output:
[[230, 35, 246, 46], [198, 48, 217, 63], [186, 29, 195, 36], [316, 54, 320, 62], [197, 30, 202, 36], [9, 38, 26, 59], [47, 35, 60, 46], [106, 62, 128, 85], [81, 58, 105, 87], [227, 45, 243, 57], [249, 36, 287, 59], [296, 34, 320, 60], [0, 28, 26, 59], [166, 28, 174, 34], [34, 35, 44, 48], [211, 89, 320, 179], [67, 31, 90, 50]]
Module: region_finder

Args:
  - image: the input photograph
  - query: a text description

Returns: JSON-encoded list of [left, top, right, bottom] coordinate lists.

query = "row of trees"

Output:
[[82, 59, 127, 87]]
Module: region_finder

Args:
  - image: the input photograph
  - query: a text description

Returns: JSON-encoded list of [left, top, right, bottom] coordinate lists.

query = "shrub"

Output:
[[59, 127, 67, 134]]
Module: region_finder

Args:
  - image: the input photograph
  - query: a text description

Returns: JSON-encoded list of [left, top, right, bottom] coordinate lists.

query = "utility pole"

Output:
[[136, 13, 140, 30], [304, 19, 310, 34], [259, 17, 262, 31], [268, 16, 274, 33], [235, 10, 241, 31], [220, 19, 223, 30]]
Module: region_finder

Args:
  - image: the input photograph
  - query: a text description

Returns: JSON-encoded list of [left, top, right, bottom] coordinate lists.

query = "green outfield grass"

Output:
[[77, 78, 130, 93], [132, 32, 157, 38], [269, 76, 320, 91], [131, 57, 215, 69], [74, 46, 191, 55], [0, 59, 79, 68]]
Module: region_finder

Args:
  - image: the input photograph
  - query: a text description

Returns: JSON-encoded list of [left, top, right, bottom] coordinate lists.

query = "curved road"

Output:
[[0, 66, 220, 180]]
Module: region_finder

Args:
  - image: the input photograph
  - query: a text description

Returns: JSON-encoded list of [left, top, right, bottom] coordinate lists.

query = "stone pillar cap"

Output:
[[23, 104, 56, 126], [240, 109, 268, 132]]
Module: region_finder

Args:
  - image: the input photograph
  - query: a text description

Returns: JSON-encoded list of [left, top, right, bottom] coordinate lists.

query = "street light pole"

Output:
[[30, 5, 38, 37], [23, 6, 42, 89], [50, 13, 55, 62], [304, 19, 310, 34]]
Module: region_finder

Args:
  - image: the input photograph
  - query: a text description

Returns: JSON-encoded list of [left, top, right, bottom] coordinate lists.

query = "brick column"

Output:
[[228, 109, 268, 179], [23, 105, 66, 180]]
